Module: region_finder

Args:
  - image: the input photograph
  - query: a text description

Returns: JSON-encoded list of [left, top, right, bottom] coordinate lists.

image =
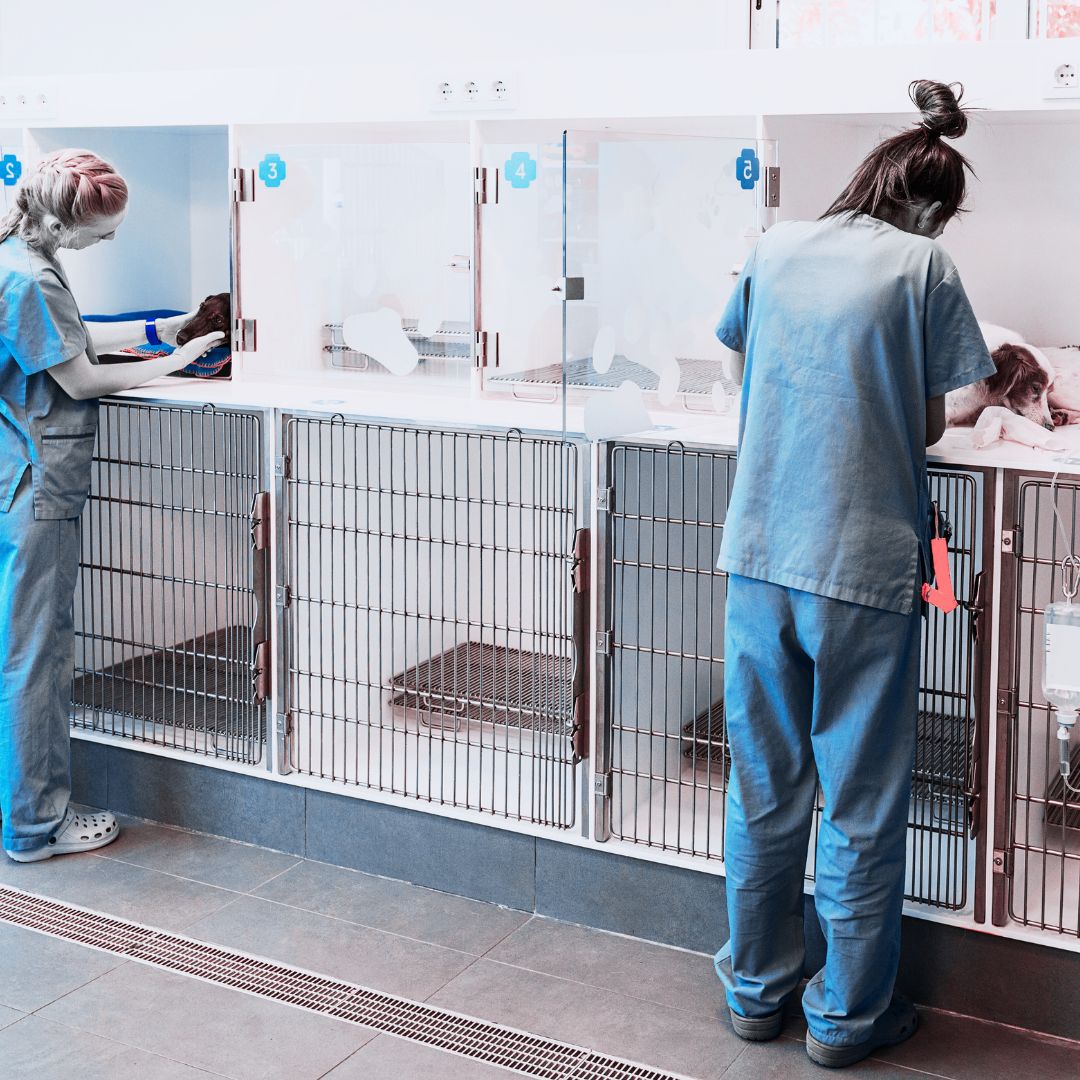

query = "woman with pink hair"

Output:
[[0, 149, 222, 862]]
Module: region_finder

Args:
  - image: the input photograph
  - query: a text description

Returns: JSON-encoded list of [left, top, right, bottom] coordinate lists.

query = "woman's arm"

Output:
[[47, 331, 224, 400], [84, 313, 192, 354], [926, 395, 946, 447]]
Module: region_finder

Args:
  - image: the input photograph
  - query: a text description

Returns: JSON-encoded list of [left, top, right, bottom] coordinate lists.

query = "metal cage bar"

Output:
[[597, 442, 986, 911], [999, 473, 1080, 936], [281, 416, 585, 828], [71, 401, 267, 765]]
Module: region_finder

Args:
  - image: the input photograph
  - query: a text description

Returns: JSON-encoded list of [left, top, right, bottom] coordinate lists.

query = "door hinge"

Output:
[[596, 486, 613, 512], [275, 711, 294, 775], [474, 166, 499, 206], [594, 772, 613, 798], [596, 631, 612, 656], [476, 329, 500, 369], [236, 317, 257, 352], [554, 277, 585, 301], [275, 454, 291, 480], [996, 688, 1016, 716], [276, 585, 291, 609], [250, 491, 271, 551], [765, 165, 781, 208], [992, 848, 1012, 877], [1000, 527, 1020, 556], [252, 640, 271, 705], [232, 166, 255, 204]]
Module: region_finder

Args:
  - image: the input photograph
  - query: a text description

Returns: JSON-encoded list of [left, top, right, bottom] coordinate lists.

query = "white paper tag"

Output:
[[1046, 623, 1080, 694]]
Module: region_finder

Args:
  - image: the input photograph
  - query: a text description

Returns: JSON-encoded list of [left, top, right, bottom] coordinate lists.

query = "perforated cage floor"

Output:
[[72, 626, 257, 737], [389, 641, 574, 736]]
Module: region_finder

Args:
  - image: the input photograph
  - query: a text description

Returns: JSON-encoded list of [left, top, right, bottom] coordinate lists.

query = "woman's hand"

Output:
[[155, 312, 195, 348], [167, 331, 224, 372]]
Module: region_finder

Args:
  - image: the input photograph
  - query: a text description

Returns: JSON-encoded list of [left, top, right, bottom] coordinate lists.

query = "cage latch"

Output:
[[252, 640, 271, 705], [250, 491, 271, 551]]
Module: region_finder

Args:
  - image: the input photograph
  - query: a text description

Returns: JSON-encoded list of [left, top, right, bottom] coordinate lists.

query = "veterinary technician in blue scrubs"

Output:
[[0, 150, 222, 863], [713, 81, 996, 1069]]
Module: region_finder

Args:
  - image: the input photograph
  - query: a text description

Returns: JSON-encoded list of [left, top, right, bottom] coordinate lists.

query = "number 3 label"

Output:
[[258, 153, 287, 189]]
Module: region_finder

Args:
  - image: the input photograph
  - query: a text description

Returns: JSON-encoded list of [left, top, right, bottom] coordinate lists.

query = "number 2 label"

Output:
[[1, 153, 22, 187]]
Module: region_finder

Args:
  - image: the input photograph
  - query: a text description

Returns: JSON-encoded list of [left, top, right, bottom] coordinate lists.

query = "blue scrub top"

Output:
[[0, 236, 99, 518], [716, 213, 995, 615]]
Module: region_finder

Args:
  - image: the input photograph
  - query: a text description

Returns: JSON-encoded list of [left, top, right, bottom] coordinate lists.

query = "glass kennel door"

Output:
[[560, 130, 777, 436]]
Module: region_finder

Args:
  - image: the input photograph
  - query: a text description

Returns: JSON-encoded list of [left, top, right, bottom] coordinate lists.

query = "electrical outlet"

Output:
[[1047, 62, 1080, 98], [432, 76, 515, 112]]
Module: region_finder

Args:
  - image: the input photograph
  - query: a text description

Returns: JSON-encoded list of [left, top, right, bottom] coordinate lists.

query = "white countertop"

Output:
[[114, 376, 1080, 478]]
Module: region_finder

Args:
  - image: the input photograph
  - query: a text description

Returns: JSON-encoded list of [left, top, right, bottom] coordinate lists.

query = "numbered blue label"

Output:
[[1, 153, 22, 187], [735, 148, 760, 191], [258, 153, 287, 188], [504, 151, 537, 190]]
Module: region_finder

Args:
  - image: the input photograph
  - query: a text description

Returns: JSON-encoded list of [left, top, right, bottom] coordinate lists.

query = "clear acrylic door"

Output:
[[234, 132, 474, 386], [561, 130, 777, 438]]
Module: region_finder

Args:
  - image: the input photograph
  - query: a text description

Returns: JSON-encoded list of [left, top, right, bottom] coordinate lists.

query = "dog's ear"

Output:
[[987, 344, 1046, 399]]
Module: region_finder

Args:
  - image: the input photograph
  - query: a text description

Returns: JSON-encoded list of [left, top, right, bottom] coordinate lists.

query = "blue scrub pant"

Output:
[[0, 472, 80, 853], [717, 574, 921, 1048]]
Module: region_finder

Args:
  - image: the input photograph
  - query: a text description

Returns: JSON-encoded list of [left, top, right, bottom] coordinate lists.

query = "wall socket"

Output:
[[0, 82, 57, 119], [433, 78, 515, 111], [1047, 62, 1080, 98]]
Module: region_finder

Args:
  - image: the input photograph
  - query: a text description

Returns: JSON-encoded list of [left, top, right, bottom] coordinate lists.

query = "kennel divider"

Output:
[[72, 400, 270, 766], [279, 413, 588, 828], [994, 469, 1080, 937]]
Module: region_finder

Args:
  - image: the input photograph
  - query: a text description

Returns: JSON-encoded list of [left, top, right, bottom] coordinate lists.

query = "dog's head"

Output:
[[176, 293, 231, 347], [987, 343, 1056, 431]]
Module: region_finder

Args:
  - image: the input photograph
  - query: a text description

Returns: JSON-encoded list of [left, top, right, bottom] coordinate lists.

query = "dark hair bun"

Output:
[[910, 79, 969, 139]]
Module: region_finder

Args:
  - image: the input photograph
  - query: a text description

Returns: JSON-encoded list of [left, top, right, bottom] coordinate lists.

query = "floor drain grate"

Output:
[[0, 886, 689, 1080]]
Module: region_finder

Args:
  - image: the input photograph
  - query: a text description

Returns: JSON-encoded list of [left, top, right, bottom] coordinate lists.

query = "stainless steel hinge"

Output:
[[474, 166, 500, 205], [594, 773, 613, 798], [1000, 527, 1020, 556], [236, 317, 257, 352], [553, 277, 585, 301], [596, 487, 613, 511], [276, 585, 291, 609], [274, 455, 291, 480], [476, 329, 500, 369], [232, 166, 255, 203], [996, 688, 1016, 716], [992, 848, 1012, 877], [765, 166, 781, 208], [596, 631, 612, 656], [250, 491, 271, 551]]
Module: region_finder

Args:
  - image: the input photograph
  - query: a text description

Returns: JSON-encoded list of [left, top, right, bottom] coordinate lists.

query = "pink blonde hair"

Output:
[[0, 148, 128, 252]]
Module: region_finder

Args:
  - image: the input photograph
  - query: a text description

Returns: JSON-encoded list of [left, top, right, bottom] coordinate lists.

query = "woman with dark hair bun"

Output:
[[712, 81, 995, 1069]]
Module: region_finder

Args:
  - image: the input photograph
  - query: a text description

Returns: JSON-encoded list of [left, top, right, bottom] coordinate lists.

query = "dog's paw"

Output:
[[1051, 408, 1071, 428]]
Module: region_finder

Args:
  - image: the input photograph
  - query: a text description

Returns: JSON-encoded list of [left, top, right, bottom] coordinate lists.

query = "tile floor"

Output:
[[0, 815, 1077, 1079]]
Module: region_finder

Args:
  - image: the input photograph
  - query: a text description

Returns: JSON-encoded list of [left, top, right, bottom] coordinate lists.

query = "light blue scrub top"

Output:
[[0, 236, 99, 519], [716, 213, 995, 615]]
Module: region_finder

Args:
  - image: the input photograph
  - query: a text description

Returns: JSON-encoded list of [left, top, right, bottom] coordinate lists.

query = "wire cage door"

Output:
[[596, 443, 988, 911], [996, 472, 1080, 937], [281, 416, 587, 828], [72, 402, 269, 765]]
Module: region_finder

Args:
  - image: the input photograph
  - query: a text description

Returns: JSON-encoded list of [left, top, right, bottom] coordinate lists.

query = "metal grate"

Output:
[[489, 356, 738, 397], [597, 444, 983, 910], [0, 886, 687, 1080], [1004, 475, 1080, 936], [72, 402, 267, 764], [283, 417, 586, 827]]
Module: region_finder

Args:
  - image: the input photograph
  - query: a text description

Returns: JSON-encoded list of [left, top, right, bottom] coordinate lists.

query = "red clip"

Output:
[[922, 504, 958, 614]]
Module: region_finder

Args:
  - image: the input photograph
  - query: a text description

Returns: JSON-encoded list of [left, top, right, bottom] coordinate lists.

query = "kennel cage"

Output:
[[480, 129, 775, 419], [71, 401, 269, 765], [279, 415, 588, 828], [594, 439, 989, 912], [995, 471, 1080, 937]]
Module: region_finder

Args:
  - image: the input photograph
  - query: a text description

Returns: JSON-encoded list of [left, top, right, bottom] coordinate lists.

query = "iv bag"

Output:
[[1044, 601, 1080, 719]]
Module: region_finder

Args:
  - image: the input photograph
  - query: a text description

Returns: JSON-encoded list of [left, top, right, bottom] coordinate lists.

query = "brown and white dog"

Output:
[[945, 323, 1080, 430]]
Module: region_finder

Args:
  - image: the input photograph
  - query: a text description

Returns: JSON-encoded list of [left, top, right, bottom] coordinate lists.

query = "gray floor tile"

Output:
[[253, 859, 529, 955], [36, 961, 376, 1080], [429, 957, 743, 1080], [0, 922, 123, 1012], [875, 1009, 1080, 1080], [0, 1014, 224, 1079], [0, 1003, 24, 1031], [186, 894, 476, 1001], [99, 816, 301, 893], [487, 915, 725, 1019], [323, 1033, 535, 1079], [0, 851, 239, 932], [725, 1037, 933, 1079]]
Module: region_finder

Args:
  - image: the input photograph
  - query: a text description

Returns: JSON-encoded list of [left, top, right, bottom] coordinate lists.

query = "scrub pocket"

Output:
[[33, 426, 97, 519]]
